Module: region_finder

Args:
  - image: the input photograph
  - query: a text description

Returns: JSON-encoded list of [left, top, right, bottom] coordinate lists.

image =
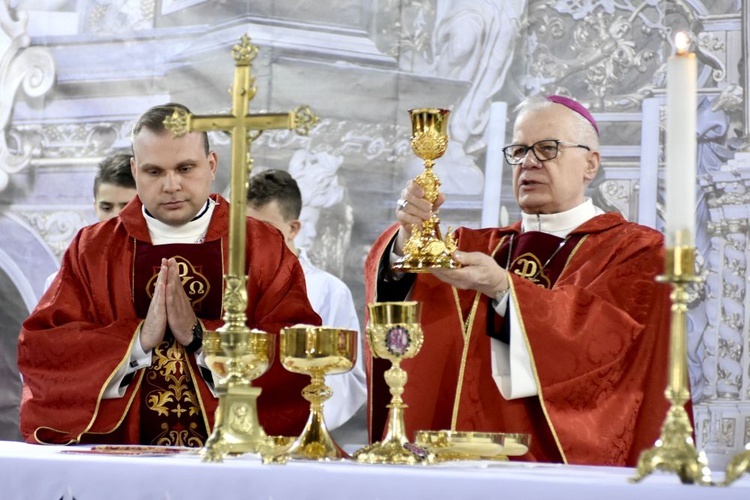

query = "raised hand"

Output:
[[394, 180, 446, 255], [164, 257, 197, 347], [140, 258, 168, 351]]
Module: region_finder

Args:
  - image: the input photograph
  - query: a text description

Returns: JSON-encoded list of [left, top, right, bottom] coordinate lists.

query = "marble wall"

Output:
[[0, 0, 748, 468]]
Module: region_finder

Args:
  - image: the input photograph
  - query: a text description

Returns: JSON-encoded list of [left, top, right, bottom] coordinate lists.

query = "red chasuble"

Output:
[[18, 194, 321, 445], [132, 241, 224, 446], [364, 213, 675, 466]]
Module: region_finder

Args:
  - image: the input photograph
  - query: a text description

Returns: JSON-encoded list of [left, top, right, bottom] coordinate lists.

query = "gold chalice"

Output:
[[201, 328, 276, 462], [393, 108, 459, 272], [353, 301, 434, 465], [273, 325, 358, 461]]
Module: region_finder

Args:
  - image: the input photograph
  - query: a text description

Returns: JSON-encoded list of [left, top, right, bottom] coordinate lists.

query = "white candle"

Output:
[[665, 31, 697, 247]]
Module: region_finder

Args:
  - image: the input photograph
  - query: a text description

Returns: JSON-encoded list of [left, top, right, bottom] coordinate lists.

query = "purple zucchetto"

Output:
[[546, 95, 599, 136]]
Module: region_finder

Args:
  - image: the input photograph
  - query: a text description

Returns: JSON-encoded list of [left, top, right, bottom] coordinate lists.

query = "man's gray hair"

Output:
[[514, 96, 600, 149]]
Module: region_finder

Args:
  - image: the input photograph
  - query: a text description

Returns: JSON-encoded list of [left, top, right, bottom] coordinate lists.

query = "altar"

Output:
[[0, 441, 748, 500]]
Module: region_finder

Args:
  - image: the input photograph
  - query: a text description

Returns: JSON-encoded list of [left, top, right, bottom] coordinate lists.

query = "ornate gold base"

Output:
[[392, 252, 461, 272], [201, 385, 272, 463], [394, 212, 459, 273], [722, 445, 750, 486], [269, 409, 347, 463], [353, 439, 433, 465], [629, 404, 712, 485], [352, 405, 434, 465]]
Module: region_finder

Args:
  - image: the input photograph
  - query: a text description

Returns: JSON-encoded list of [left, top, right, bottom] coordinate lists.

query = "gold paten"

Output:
[[164, 34, 318, 463], [630, 230, 712, 485], [392, 108, 459, 272], [353, 302, 435, 465], [269, 326, 358, 462], [415, 431, 530, 462]]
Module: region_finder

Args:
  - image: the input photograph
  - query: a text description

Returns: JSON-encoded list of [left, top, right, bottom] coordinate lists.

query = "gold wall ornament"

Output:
[[163, 33, 319, 463], [392, 108, 459, 272], [630, 230, 712, 485], [268, 326, 358, 462], [353, 301, 435, 465]]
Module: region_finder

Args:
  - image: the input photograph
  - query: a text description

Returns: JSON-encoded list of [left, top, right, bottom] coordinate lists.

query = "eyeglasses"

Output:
[[502, 139, 591, 165]]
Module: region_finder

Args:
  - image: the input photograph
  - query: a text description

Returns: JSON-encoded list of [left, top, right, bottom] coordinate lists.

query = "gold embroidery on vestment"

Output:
[[450, 235, 509, 430]]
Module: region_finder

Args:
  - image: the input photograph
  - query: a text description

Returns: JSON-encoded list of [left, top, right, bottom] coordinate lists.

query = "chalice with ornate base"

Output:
[[353, 301, 434, 465], [392, 108, 459, 272], [201, 327, 276, 462], [271, 325, 358, 462]]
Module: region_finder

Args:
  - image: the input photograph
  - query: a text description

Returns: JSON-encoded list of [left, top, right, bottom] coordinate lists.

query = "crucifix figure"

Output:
[[163, 34, 318, 462]]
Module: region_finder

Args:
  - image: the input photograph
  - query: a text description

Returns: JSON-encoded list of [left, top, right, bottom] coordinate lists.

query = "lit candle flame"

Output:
[[675, 31, 691, 55]]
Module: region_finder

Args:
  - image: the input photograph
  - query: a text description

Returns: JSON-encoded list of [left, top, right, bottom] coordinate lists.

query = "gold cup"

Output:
[[200, 329, 276, 462], [393, 108, 459, 272], [353, 301, 434, 464], [272, 326, 358, 461]]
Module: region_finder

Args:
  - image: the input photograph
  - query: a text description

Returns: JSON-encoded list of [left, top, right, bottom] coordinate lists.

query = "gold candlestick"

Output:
[[392, 108, 459, 272], [164, 34, 318, 463], [723, 444, 750, 486], [201, 329, 276, 461], [630, 230, 712, 485], [353, 301, 434, 465], [269, 326, 358, 462]]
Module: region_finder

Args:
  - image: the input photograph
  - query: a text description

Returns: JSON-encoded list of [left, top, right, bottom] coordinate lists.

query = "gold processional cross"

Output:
[[165, 33, 317, 331], [163, 34, 318, 461]]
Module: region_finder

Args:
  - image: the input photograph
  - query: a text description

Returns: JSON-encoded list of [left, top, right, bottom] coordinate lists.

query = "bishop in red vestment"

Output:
[[364, 95, 681, 467]]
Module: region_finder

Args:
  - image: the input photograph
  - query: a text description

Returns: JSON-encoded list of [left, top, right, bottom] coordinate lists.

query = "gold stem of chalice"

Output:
[[200, 318, 276, 463], [269, 326, 358, 462], [393, 108, 459, 273], [630, 230, 712, 485], [353, 302, 435, 465]]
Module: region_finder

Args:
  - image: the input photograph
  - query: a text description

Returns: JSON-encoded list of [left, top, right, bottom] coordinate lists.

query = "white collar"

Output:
[[520, 199, 603, 237], [144, 199, 215, 245]]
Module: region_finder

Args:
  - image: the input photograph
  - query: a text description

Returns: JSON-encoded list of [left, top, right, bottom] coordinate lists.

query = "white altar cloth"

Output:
[[0, 440, 748, 500]]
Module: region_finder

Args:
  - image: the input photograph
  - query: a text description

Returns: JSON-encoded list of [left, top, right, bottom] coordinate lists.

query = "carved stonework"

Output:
[[83, 0, 155, 34], [520, 1, 728, 112], [288, 150, 353, 279], [694, 402, 750, 467], [12, 209, 88, 260], [0, 3, 55, 191], [8, 121, 131, 159], [249, 118, 404, 162]]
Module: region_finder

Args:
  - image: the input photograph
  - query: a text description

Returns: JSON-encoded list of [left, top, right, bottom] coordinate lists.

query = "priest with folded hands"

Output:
[[18, 103, 321, 446]]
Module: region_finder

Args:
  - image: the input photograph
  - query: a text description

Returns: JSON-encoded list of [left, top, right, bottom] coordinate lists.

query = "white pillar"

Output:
[[638, 97, 660, 229], [481, 102, 507, 228]]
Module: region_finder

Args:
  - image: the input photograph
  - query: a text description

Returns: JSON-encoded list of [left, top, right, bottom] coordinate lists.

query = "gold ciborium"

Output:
[[201, 328, 276, 462], [271, 326, 357, 461], [353, 301, 434, 465], [393, 108, 459, 272]]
